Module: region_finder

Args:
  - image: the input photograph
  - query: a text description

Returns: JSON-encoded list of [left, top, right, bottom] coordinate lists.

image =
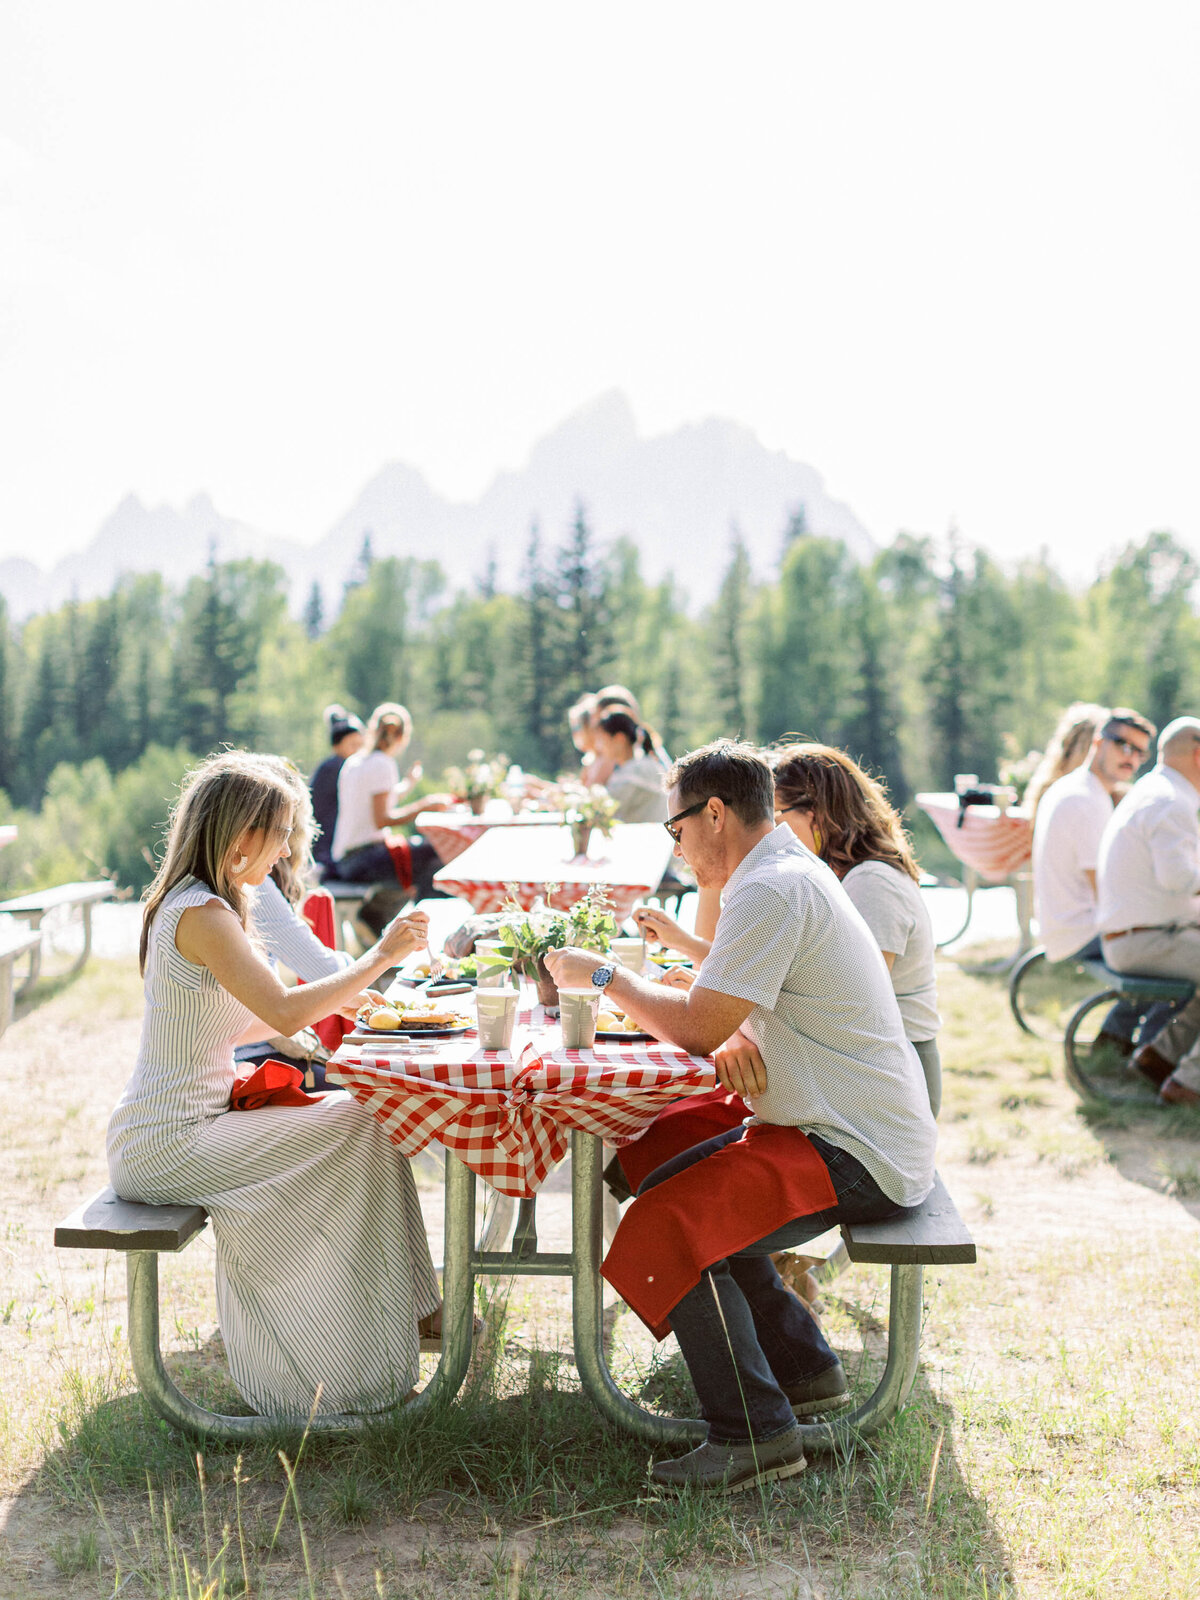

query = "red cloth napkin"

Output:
[[616, 1087, 750, 1194], [386, 836, 413, 890], [230, 1059, 316, 1110], [299, 888, 354, 1053], [602, 1122, 837, 1338]]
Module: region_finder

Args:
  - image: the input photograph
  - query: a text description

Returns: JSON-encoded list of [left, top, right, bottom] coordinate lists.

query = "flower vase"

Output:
[[571, 821, 592, 858], [468, 794, 487, 816], [535, 956, 560, 1015]]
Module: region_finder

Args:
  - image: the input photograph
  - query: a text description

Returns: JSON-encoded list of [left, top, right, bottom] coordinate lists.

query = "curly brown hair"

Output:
[[771, 741, 920, 883]]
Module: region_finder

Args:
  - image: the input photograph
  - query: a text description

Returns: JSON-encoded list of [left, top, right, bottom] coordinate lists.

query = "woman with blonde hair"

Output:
[[1023, 702, 1108, 819], [331, 701, 455, 930], [108, 750, 443, 1418]]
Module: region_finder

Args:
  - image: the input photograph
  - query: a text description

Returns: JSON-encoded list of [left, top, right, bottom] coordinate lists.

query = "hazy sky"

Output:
[[2, 2, 1197, 580]]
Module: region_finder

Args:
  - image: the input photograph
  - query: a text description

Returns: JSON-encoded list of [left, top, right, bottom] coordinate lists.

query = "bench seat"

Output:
[[1080, 958, 1195, 1005], [55, 1188, 207, 1253], [844, 1172, 977, 1265], [0, 878, 115, 992]]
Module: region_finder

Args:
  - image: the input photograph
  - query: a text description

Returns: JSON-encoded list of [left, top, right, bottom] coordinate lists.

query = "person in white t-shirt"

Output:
[[330, 703, 455, 932], [1031, 707, 1156, 1051]]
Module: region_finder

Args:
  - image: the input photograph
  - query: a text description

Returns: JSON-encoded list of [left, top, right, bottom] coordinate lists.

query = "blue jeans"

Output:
[[639, 1126, 906, 1443]]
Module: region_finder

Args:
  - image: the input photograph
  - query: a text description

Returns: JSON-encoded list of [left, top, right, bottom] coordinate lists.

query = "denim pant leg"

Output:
[[1072, 937, 1141, 1043], [638, 1128, 904, 1444]]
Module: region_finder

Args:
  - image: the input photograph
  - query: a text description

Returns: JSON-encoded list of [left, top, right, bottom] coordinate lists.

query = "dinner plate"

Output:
[[594, 1027, 656, 1043], [349, 1020, 475, 1041]]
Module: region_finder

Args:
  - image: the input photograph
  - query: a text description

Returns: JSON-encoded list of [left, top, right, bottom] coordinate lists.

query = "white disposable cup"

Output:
[[610, 936, 646, 974], [559, 987, 601, 1048], [475, 988, 519, 1051], [475, 939, 509, 989]]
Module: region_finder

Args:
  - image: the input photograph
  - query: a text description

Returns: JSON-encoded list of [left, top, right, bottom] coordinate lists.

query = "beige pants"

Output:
[[1104, 924, 1200, 1092]]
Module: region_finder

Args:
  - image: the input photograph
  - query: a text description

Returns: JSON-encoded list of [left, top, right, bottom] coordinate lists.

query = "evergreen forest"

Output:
[[1, 510, 1197, 893]]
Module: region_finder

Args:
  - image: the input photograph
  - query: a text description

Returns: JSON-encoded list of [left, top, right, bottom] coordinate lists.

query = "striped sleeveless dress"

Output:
[[107, 879, 439, 1416]]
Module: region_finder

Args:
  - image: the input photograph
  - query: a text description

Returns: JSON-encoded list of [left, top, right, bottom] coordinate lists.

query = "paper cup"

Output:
[[475, 939, 510, 989], [559, 987, 601, 1048], [475, 988, 519, 1050], [610, 936, 646, 974]]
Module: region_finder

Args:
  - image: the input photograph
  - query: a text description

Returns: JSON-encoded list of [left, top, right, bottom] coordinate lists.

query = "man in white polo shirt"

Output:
[[1098, 716, 1200, 1104], [546, 740, 936, 1492], [1032, 707, 1155, 1051]]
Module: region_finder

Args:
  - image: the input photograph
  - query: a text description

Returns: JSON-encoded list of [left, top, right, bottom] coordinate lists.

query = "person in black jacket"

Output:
[[309, 704, 364, 873]]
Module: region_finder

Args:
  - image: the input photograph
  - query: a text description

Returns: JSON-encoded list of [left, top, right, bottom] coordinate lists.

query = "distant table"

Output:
[[916, 792, 1033, 962], [415, 807, 563, 868], [433, 821, 674, 922], [0, 826, 17, 850]]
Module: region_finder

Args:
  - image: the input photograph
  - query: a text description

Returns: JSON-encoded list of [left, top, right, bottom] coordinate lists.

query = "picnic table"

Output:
[[414, 805, 563, 868], [432, 821, 675, 923], [915, 792, 1034, 963]]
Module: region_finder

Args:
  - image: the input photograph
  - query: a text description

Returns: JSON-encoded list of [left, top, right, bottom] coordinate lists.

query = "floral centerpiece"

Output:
[[558, 783, 620, 858], [444, 749, 508, 815], [484, 884, 616, 1011]]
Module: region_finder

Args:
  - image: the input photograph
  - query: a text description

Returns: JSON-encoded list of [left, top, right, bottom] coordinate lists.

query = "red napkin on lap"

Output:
[[230, 1059, 317, 1110]]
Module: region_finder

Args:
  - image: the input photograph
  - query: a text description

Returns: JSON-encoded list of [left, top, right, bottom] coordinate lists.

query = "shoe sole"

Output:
[[790, 1391, 852, 1418], [653, 1452, 808, 1494]]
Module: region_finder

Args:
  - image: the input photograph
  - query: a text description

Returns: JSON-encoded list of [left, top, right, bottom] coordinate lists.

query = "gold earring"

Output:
[[812, 825, 823, 853], [231, 853, 248, 874]]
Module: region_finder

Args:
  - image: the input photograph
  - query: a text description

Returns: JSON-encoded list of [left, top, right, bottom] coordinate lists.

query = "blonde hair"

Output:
[[260, 756, 317, 907], [1023, 703, 1108, 819], [771, 741, 921, 883], [368, 702, 412, 753], [139, 751, 295, 972]]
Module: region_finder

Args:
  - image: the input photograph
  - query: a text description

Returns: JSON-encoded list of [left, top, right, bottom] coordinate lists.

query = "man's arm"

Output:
[[544, 947, 753, 1056]]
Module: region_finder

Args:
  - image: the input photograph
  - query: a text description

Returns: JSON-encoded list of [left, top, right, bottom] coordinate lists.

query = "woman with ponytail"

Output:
[[593, 708, 669, 824]]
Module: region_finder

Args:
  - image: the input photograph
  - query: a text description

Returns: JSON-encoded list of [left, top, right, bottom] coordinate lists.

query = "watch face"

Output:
[[591, 964, 615, 989]]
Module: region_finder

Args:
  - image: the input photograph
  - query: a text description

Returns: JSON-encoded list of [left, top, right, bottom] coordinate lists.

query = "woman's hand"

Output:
[[377, 910, 430, 964], [658, 964, 695, 991], [337, 988, 389, 1022], [712, 1037, 768, 1099]]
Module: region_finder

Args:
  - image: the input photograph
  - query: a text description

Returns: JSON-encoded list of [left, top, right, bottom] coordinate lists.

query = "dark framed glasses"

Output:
[[664, 799, 709, 843], [1105, 734, 1148, 759]]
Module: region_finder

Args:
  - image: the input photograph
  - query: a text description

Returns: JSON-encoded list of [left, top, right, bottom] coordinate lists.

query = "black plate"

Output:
[[349, 1020, 474, 1042]]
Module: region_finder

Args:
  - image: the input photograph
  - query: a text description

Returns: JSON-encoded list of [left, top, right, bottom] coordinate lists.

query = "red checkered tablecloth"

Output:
[[916, 792, 1032, 883], [327, 993, 715, 1197]]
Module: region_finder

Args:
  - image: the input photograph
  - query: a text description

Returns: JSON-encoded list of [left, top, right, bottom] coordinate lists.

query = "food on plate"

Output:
[[596, 1008, 643, 1034], [648, 950, 692, 968], [359, 996, 473, 1031]]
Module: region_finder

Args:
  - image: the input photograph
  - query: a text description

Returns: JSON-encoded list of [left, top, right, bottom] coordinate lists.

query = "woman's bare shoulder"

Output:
[[175, 896, 241, 962]]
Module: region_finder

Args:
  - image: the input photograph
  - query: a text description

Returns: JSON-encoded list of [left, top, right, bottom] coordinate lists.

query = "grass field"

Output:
[[2, 947, 1199, 1599]]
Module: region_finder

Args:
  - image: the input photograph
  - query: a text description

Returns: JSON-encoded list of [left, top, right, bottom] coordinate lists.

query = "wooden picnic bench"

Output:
[[0, 916, 43, 1037], [55, 1161, 974, 1445], [0, 879, 115, 993]]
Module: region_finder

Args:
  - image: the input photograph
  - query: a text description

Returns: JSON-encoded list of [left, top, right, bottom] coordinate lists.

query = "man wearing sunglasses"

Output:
[[1099, 716, 1200, 1103], [546, 739, 936, 1492], [1031, 707, 1155, 1056]]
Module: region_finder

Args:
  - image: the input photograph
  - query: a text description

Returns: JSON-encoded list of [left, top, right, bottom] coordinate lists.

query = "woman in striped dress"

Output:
[[107, 750, 441, 1417]]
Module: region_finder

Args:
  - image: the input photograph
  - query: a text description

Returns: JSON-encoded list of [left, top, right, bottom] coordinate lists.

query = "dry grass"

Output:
[[1, 948, 1199, 1597]]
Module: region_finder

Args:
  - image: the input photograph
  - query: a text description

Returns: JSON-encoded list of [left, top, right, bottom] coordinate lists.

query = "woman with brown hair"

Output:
[[108, 750, 442, 1417]]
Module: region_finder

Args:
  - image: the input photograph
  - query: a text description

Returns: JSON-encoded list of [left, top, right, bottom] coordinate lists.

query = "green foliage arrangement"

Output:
[[557, 784, 620, 838], [443, 749, 508, 805], [486, 886, 617, 981]]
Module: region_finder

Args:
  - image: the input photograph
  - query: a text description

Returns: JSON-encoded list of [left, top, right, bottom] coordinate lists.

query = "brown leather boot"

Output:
[[1132, 1045, 1175, 1088]]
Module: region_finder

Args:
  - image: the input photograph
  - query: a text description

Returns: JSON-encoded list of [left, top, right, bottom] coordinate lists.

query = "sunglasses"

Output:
[[663, 799, 709, 843], [1105, 735, 1148, 759]]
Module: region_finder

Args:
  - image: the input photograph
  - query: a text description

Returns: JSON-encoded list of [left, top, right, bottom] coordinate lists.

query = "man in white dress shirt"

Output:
[[1097, 716, 1200, 1103], [1032, 708, 1154, 1051]]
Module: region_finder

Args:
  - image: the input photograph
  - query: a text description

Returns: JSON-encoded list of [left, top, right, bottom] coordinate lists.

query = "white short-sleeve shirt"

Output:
[[694, 825, 937, 1207], [332, 749, 400, 860], [1032, 767, 1114, 961], [841, 861, 939, 1042]]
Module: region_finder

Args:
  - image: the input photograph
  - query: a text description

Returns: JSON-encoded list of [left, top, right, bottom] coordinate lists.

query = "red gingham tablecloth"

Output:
[[415, 810, 564, 868], [915, 792, 1032, 883], [327, 993, 715, 1197]]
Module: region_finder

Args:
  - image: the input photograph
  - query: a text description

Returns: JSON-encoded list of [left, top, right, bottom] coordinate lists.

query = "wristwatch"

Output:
[[591, 963, 617, 990]]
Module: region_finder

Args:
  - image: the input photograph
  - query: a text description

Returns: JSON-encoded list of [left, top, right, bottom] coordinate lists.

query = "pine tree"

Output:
[[302, 581, 325, 641], [710, 534, 753, 737]]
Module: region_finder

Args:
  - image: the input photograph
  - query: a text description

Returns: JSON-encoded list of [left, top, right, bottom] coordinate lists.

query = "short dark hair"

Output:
[[667, 739, 774, 826], [1104, 707, 1156, 744]]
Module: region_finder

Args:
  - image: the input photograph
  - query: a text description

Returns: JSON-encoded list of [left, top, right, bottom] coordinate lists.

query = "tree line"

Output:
[[0, 511, 1196, 891]]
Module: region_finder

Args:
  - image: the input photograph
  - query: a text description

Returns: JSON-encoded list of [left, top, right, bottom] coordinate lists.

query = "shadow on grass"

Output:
[[7, 1304, 1018, 1598]]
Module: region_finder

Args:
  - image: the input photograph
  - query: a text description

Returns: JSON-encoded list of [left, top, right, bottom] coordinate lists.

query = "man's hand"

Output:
[[713, 1037, 768, 1099], [659, 964, 695, 991], [544, 946, 607, 989]]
